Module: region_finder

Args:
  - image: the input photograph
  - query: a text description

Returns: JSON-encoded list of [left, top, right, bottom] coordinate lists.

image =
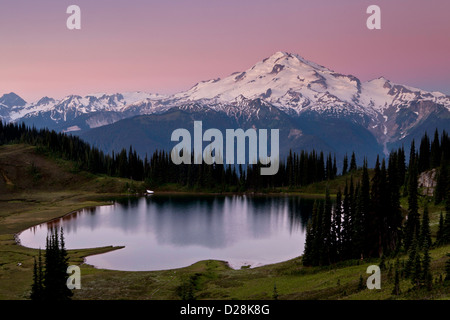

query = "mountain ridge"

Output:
[[2, 51, 450, 162]]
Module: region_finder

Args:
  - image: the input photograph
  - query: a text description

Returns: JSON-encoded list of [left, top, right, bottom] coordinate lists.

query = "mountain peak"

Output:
[[174, 51, 339, 102], [0, 92, 27, 108], [369, 76, 390, 83], [261, 51, 331, 73], [36, 96, 55, 105], [269, 51, 292, 61]]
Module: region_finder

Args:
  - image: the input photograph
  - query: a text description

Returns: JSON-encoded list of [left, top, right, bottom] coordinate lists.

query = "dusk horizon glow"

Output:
[[1, 0, 450, 102]]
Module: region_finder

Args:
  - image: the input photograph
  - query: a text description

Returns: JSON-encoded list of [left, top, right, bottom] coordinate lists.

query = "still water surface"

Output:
[[19, 195, 319, 271]]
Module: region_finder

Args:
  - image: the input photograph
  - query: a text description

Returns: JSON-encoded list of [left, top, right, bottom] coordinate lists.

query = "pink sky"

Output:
[[1, 0, 450, 102]]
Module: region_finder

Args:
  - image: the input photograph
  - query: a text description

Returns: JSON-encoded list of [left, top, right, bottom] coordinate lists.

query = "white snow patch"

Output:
[[63, 126, 81, 132]]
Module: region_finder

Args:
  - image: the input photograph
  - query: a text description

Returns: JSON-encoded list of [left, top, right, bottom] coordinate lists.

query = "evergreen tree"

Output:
[[392, 258, 401, 296], [397, 146, 406, 189], [405, 236, 418, 278], [379, 255, 386, 271], [272, 283, 279, 300], [418, 132, 430, 173], [411, 249, 422, 289], [369, 156, 386, 257], [443, 211, 450, 245], [333, 155, 337, 179], [320, 187, 333, 265], [430, 129, 441, 168], [387, 152, 403, 254], [355, 162, 370, 259], [43, 229, 57, 299], [303, 201, 321, 266], [436, 212, 444, 246], [42, 227, 73, 300], [326, 153, 332, 181], [435, 162, 448, 204], [312, 201, 324, 266], [31, 257, 39, 299], [341, 181, 352, 260], [421, 244, 432, 290], [404, 160, 419, 252], [419, 205, 432, 250], [30, 249, 44, 300], [445, 253, 450, 282], [349, 152, 357, 172], [302, 218, 314, 266], [332, 188, 342, 261], [58, 228, 72, 299], [409, 139, 416, 169], [358, 275, 365, 291], [342, 154, 348, 176]]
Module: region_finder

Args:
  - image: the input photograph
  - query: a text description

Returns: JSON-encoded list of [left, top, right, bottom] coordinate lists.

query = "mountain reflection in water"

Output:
[[19, 195, 322, 271]]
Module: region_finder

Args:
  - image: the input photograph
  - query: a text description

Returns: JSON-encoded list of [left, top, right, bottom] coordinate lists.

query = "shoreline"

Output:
[[136, 189, 331, 198], [12, 190, 314, 273]]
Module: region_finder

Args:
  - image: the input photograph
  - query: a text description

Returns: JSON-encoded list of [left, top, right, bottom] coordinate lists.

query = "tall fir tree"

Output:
[[42, 227, 73, 300], [332, 188, 342, 261], [369, 156, 387, 257], [342, 154, 348, 176], [349, 152, 357, 172], [443, 210, 450, 245], [419, 205, 432, 250], [341, 180, 352, 260], [421, 244, 432, 291], [418, 132, 430, 173], [411, 248, 422, 289], [302, 218, 314, 266], [404, 158, 419, 252], [430, 129, 441, 169], [436, 212, 444, 246], [320, 187, 333, 265], [445, 253, 450, 282], [312, 201, 324, 266], [357, 161, 370, 259], [405, 235, 418, 279], [30, 248, 44, 300], [435, 161, 448, 204], [397, 146, 406, 188], [392, 258, 401, 296], [387, 152, 403, 254]]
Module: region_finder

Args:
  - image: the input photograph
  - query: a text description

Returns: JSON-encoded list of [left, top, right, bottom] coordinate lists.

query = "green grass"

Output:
[[68, 247, 450, 300]]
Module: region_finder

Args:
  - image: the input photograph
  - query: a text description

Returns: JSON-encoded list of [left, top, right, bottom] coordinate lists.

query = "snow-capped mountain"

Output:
[[173, 52, 450, 115], [169, 51, 450, 153], [0, 92, 27, 120], [2, 51, 450, 162], [0, 91, 166, 132]]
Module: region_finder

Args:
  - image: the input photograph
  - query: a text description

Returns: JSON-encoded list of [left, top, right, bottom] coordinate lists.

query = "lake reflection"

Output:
[[19, 195, 318, 271]]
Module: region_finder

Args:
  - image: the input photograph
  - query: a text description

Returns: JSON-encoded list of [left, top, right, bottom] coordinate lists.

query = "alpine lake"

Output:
[[18, 194, 322, 271]]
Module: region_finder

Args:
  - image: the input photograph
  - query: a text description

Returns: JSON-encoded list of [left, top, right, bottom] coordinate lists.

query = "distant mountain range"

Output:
[[2, 51, 449, 165]]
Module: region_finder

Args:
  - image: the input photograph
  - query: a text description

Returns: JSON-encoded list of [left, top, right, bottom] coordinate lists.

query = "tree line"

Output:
[[1, 121, 359, 191], [1, 121, 448, 197], [1, 122, 448, 193], [303, 155, 404, 265], [302, 129, 450, 293]]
